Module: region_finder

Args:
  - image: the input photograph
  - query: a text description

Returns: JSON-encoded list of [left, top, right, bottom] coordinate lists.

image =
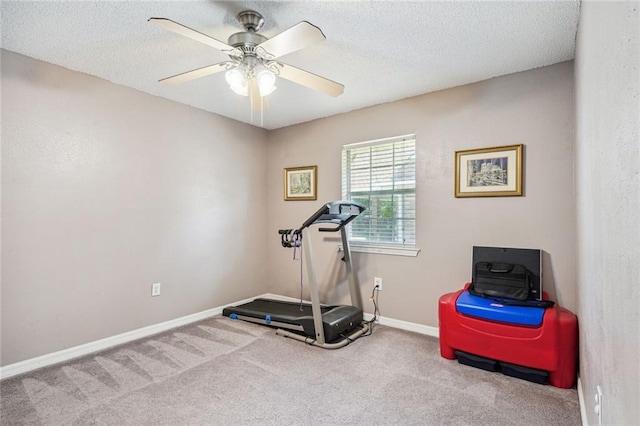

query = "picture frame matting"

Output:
[[455, 144, 523, 197], [283, 165, 318, 201]]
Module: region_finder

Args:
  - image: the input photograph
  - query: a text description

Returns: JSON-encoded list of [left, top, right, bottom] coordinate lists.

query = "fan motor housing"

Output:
[[228, 32, 268, 48]]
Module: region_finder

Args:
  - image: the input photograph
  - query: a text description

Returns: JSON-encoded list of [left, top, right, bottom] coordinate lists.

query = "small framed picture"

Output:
[[283, 165, 317, 201], [455, 144, 523, 197]]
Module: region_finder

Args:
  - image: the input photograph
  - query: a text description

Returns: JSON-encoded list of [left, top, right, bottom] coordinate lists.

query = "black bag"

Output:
[[470, 261, 531, 300], [469, 261, 555, 308]]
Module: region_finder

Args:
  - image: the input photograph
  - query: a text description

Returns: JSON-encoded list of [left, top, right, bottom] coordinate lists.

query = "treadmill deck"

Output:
[[223, 298, 363, 343]]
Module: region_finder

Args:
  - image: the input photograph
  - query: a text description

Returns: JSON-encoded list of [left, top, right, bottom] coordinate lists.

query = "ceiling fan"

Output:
[[149, 10, 344, 110]]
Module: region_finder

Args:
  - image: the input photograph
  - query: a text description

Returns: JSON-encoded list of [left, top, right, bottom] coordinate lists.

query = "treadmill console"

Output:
[[300, 201, 365, 231]]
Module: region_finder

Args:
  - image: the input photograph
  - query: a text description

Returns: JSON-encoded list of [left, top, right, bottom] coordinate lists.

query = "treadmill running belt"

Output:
[[222, 298, 363, 343], [236, 298, 330, 317]]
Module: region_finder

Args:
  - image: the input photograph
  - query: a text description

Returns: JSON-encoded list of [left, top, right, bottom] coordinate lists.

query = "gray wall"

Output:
[[1, 50, 269, 365], [575, 2, 640, 425], [266, 62, 576, 328]]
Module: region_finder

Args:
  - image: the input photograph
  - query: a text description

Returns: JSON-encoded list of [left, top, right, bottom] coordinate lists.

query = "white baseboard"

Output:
[[578, 375, 587, 426], [366, 313, 439, 337], [264, 293, 439, 337], [0, 293, 438, 380]]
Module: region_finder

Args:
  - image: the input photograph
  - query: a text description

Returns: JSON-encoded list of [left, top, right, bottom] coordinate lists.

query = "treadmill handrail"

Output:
[[298, 201, 365, 231]]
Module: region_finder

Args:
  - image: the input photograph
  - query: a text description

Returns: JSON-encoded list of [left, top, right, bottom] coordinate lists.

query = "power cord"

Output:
[[363, 284, 381, 337]]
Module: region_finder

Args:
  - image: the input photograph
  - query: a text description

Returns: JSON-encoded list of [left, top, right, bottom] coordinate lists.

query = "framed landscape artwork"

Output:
[[455, 144, 523, 197], [283, 165, 317, 201]]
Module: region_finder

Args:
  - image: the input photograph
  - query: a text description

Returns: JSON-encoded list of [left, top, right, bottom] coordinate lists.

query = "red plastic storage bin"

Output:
[[438, 285, 578, 389]]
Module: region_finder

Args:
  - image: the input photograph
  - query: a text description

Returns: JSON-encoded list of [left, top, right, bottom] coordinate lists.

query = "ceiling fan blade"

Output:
[[159, 63, 228, 85], [149, 17, 234, 52], [278, 63, 344, 97], [251, 93, 270, 111], [248, 78, 269, 111], [259, 21, 325, 59], [260, 95, 270, 110]]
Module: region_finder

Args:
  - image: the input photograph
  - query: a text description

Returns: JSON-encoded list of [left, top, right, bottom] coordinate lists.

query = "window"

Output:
[[342, 135, 416, 253]]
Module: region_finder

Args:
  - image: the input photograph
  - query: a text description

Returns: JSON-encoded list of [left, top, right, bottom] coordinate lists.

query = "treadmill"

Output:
[[223, 201, 370, 349]]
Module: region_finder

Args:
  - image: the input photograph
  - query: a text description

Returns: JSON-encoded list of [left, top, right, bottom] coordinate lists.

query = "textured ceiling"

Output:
[[1, 1, 580, 130]]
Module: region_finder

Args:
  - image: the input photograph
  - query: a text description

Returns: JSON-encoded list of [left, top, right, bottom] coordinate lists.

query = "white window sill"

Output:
[[339, 244, 421, 257]]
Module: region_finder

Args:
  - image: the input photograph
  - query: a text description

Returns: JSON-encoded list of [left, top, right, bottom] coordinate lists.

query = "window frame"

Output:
[[341, 134, 420, 257]]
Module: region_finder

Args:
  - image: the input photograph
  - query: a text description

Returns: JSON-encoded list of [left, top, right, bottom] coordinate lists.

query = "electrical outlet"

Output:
[[374, 277, 383, 291], [594, 385, 603, 426], [151, 282, 161, 297]]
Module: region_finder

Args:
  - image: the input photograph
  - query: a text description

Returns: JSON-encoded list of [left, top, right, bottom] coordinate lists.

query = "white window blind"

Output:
[[342, 135, 416, 247]]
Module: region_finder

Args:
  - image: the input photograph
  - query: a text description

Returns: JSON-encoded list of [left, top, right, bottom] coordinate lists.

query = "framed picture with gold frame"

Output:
[[283, 165, 317, 201], [455, 144, 523, 197]]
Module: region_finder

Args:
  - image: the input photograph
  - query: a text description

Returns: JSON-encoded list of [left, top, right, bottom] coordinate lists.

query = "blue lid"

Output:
[[456, 291, 545, 326]]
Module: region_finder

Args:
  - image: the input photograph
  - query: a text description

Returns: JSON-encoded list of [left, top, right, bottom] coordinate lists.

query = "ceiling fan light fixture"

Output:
[[256, 68, 276, 97], [225, 67, 248, 96]]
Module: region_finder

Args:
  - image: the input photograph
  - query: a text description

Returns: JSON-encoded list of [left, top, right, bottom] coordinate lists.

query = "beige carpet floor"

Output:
[[0, 316, 581, 425]]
